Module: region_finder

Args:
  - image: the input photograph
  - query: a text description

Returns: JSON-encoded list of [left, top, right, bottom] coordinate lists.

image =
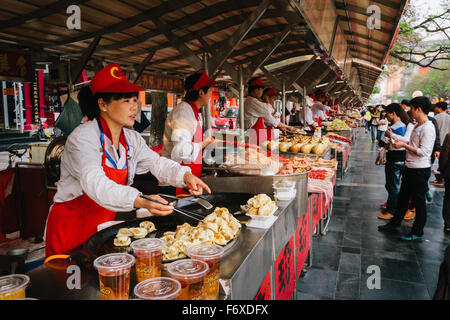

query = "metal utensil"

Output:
[[140, 195, 203, 222], [158, 193, 213, 210]]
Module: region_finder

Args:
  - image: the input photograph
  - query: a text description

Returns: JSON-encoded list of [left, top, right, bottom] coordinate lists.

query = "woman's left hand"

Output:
[[183, 172, 211, 196]]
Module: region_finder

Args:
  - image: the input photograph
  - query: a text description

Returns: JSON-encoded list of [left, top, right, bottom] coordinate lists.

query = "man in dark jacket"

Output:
[[439, 132, 450, 233]]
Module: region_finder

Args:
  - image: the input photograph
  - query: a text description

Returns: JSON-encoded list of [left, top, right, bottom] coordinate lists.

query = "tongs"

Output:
[[158, 193, 213, 210], [140, 195, 204, 222]]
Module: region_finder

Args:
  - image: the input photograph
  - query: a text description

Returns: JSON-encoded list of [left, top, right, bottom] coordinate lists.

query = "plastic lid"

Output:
[[130, 238, 165, 252], [134, 277, 181, 300], [166, 259, 209, 279], [93, 253, 135, 270], [0, 274, 30, 294], [187, 243, 224, 260]]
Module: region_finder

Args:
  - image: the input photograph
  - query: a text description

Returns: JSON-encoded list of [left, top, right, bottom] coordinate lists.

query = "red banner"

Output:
[[275, 236, 295, 300], [296, 212, 310, 279], [312, 193, 322, 232], [0, 50, 32, 81], [254, 269, 272, 300], [136, 73, 183, 92]]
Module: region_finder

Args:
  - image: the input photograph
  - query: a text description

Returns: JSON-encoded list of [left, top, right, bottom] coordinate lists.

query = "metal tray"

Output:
[[84, 193, 254, 262]]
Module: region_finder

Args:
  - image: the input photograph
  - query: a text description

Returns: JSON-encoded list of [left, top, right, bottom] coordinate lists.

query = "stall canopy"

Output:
[[0, 0, 408, 104]]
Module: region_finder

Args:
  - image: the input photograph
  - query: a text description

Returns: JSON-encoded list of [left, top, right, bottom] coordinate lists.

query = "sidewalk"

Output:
[[296, 128, 449, 300]]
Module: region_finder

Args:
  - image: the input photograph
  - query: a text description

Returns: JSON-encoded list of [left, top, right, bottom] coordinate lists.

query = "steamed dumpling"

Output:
[[129, 227, 148, 239], [139, 221, 156, 233], [114, 236, 131, 247]]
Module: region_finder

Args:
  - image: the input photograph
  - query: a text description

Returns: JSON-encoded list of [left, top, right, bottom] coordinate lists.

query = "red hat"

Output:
[[89, 63, 144, 95], [248, 77, 265, 87], [186, 70, 219, 92], [263, 88, 279, 97]]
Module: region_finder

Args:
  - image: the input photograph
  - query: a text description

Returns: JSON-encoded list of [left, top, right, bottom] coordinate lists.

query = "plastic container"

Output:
[[93, 253, 135, 300], [187, 244, 224, 300], [133, 277, 181, 300], [0, 274, 30, 300], [131, 238, 165, 282], [166, 259, 209, 300]]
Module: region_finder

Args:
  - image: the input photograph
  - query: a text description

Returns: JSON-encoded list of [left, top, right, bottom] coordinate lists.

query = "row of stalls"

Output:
[[0, 0, 408, 300]]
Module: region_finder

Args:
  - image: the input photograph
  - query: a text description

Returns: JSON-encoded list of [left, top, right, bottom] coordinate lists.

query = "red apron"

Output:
[[45, 117, 129, 257], [176, 101, 203, 196], [313, 117, 323, 127], [250, 117, 274, 146]]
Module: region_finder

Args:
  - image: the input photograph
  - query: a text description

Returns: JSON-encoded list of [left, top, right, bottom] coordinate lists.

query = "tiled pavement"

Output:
[[296, 128, 449, 300]]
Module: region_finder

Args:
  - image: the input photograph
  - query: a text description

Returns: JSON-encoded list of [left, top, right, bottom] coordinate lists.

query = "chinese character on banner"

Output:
[[16, 55, 28, 77]]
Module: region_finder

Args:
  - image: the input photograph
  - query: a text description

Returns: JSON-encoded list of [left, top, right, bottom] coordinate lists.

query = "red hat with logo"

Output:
[[186, 70, 219, 92], [89, 63, 144, 95], [263, 88, 279, 97], [248, 77, 265, 87]]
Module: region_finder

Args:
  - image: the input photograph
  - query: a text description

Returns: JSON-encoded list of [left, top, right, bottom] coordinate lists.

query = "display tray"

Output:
[[84, 193, 253, 263]]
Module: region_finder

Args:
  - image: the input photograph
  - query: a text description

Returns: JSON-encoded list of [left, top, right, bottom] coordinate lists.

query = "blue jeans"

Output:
[[365, 121, 370, 132], [385, 161, 405, 215], [377, 129, 386, 142], [370, 125, 377, 141]]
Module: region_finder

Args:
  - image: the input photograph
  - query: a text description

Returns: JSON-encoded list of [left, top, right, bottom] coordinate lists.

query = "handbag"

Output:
[[375, 148, 387, 165]]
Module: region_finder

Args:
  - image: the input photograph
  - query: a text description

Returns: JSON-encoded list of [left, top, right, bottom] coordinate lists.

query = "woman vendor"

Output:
[[162, 70, 217, 195], [45, 64, 210, 257], [244, 77, 295, 145]]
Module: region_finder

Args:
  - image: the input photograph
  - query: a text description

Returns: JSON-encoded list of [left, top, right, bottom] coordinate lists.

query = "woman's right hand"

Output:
[[385, 127, 392, 137], [134, 194, 174, 216]]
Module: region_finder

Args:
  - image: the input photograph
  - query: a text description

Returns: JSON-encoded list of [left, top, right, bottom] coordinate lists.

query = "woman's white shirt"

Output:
[[161, 101, 202, 163], [243, 96, 280, 130], [405, 120, 436, 168], [53, 120, 190, 212]]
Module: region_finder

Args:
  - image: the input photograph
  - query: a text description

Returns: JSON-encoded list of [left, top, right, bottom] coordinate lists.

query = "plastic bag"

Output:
[[54, 97, 83, 136], [375, 148, 387, 166]]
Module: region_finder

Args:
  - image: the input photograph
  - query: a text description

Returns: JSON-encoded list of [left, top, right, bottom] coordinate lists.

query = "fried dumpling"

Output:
[[114, 236, 131, 247], [129, 227, 148, 239], [213, 232, 227, 245], [258, 201, 276, 216], [117, 228, 133, 237], [139, 221, 156, 233], [204, 222, 219, 233], [219, 224, 234, 241]]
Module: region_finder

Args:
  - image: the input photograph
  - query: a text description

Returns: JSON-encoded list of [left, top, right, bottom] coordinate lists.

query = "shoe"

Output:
[[444, 226, 450, 234], [430, 180, 445, 187], [400, 234, 423, 241], [403, 209, 415, 220], [425, 191, 433, 202], [378, 223, 401, 232], [380, 203, 387, 209], [378, 213, 394, 220]]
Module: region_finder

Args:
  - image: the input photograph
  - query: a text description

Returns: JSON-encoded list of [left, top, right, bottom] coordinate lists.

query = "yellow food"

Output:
[[300, 143, 315, 154], [312, 143, 327, 155]]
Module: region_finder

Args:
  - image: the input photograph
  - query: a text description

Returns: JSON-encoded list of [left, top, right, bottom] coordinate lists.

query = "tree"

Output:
[[388, 1, 450, 71], [403, 61, 450, 99]]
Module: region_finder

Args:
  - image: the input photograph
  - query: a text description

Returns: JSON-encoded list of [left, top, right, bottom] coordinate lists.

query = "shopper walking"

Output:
[[378, 97, 436, 241], [378, 103, 407, 220], [439, 133, 450, 233]]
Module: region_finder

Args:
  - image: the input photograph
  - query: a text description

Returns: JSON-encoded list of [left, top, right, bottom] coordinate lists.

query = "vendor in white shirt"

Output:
[[244, 77, 295, 145], [162, 70, 217, 195], [45, 64, 210, 257]]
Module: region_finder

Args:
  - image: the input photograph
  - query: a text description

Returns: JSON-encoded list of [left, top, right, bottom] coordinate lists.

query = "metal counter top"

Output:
[[26, 193, 305, 300]]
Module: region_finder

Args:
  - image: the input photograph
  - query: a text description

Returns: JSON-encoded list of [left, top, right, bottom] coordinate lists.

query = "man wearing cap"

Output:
[[162, 70, 217, 195], [44, 64, 210, 257], [244, 77, 295, 145]]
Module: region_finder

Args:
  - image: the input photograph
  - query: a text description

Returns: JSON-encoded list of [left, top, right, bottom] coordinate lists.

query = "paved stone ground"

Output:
[[296, 127, 449, 300]]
